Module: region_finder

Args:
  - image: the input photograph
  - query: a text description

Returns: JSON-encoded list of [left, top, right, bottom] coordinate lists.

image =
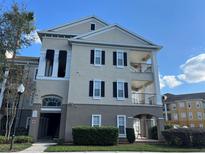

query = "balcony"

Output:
[[129, 62, 152, 73], [132, 92, 156, 105]]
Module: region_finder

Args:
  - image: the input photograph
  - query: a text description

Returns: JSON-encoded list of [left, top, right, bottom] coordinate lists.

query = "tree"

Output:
[[0, 2, 35, 140]]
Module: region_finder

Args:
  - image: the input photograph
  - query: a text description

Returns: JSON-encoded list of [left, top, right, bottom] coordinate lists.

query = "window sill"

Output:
[[94, 64, 102, 67], [119, 134, 126, 138], [93, 97, 101, 100], [117, 97, 125, 101], [116, 65, 124, 69]]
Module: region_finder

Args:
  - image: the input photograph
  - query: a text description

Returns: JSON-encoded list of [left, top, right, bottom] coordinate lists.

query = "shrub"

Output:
[[162, 128, 205, 147], [191, 128, 205, 147], [0, 136, 9, 144], [14, 136, 33, 143], [164, 124, 173, 130], [126, 128, 135, 143], [149, 126, 158, 140], [72, 126, 118, 145]]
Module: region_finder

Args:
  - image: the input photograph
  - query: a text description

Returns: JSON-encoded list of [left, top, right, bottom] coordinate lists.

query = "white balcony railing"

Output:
[[132, 92, 156, 105], [129, 63, 152, 73]]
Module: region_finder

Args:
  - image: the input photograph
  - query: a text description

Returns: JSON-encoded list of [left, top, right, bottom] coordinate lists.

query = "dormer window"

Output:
[[91, 23, 95, 30]]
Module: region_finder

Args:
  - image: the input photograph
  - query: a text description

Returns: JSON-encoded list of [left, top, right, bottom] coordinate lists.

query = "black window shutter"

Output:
[[89, 80, 93, 96], [102, 51, 105, 65], [124, 52, 127, 66], [113, 82, 117, 97], [113, 52, 116, 65], [124, 82, 128, 98], [101, 81, 105, 97], [90, 50, 94, 64]]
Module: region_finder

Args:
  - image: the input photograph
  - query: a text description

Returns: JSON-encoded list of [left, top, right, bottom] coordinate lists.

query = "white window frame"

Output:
[[117, 80, 125, 100], [173, 113, 178, 120], [181, 112, 186, 119], [91, 114, 101, 127], [93, 79, 101, 99], [188, 102, 191, 109], [190, 124, 195, 128], [94, 48, 102, 66], [116, 50, 124, 68], [172, 104, 176, 110], [199, 123, 203, 128], [179, 102, 185, 108], [189, 112, 193, 119], [197, 112, 202, 120], [196, 102, 201, 109], [117, 115, 126, 137]]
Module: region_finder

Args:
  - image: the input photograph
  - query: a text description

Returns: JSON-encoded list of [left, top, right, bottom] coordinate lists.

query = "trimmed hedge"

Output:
[[162, 128, 205, 147], [0, 136, 33, 144], [149, 126, 158, 140], [126, 128, 135, 143], [72, 126, 118, 145]]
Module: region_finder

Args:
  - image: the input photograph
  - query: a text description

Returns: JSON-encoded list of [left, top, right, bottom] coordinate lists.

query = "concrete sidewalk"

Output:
[[19, 143, 56, 153]]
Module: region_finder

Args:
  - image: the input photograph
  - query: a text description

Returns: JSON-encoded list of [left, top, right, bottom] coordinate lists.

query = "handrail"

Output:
[[129, 62, 152, 73], [131, 92, 156, 105]]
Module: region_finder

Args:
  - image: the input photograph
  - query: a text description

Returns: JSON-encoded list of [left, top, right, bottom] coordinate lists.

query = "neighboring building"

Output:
[[0, 56, 39, 133], [27, 16, 164, 142], [163, 93, 205, 128]]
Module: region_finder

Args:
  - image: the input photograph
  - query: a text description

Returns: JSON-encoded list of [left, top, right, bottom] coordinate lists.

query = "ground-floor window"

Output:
[[117, 115, 126, 137], [91, 114, 101, 127]]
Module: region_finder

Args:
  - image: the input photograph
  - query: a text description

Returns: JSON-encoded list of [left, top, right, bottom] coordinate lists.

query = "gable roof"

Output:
[[45, 16, 109, 32], [69, 24, 161, 49]]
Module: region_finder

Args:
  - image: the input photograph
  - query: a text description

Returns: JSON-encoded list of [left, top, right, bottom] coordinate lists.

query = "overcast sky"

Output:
[[2, 0, 205, 95]]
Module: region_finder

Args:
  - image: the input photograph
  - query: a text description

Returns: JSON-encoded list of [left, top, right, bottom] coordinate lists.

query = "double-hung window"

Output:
[[94, 49, 102, 66], [92, 114, 101, 127], [117, 51, 124, 67], [117, 115, 126, 137], [93, 80, 101, 99], [197, 112, 202, 120], [117, 81, 124, 99]]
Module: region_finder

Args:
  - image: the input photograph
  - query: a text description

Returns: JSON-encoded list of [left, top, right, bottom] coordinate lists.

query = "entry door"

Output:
[[133, 119, 141, 138], [38, 117, 49, 139]]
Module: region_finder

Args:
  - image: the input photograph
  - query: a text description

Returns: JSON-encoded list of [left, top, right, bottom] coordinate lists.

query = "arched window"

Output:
[[42, 95, 62, 107]]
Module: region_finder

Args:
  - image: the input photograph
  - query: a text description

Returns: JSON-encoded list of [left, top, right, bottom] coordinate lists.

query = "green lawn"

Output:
[[0, 143, 31, 152], [45, 143, 205, 152]]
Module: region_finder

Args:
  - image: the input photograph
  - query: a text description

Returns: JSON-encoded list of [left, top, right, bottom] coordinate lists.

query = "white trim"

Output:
[[94, 48, 102, 66], [116, 50, 124, 68], [46, 16, 108, 31], [117, 80, 125, 100], [117, 115, 126, 137], [93, 79, 102, 99], [41, 108, 61, 112], [91, 114, 102, 127], [36, 76, 69, 80]]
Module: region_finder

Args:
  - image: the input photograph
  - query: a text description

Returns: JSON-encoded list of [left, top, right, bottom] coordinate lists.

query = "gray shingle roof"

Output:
[[163, 92, 205, 102]]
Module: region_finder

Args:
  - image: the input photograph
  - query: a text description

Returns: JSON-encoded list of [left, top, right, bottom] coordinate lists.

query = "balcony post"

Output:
[[37, 49, 46, 77], [151, 51, 162, 105]]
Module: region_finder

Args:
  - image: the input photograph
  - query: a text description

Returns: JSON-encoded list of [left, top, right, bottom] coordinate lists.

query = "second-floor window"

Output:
[[90, 49, 105, 66], [58, 50, 67, 77], [89, 80, 105, 99], [189, 112, 193, 119], [197, 112, 202, 120], [113, 81, 128, 100]]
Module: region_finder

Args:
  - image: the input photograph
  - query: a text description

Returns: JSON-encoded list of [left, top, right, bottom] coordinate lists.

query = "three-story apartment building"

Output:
[[29, 16, 164, 142]]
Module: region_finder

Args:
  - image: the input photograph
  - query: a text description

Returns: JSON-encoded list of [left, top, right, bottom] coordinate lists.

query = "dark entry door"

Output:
[[38, 113, 61, 140]]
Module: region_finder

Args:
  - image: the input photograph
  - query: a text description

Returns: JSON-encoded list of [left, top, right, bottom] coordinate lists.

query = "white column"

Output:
[[52, 50, 59, 78], [164, 104, 168, 121], [37, 51, 46, 77], [151, 51, 162, 105], [65, 49, 71, 79]]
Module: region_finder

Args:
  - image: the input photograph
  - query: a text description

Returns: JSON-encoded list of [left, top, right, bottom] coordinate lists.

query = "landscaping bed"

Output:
[[45, 143, 205, 152], [0, 143, 31, 152]]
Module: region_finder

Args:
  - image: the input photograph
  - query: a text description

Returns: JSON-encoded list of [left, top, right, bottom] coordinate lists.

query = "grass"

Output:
[[45, 143, 205, 152], [0, 143, 31, 152]]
